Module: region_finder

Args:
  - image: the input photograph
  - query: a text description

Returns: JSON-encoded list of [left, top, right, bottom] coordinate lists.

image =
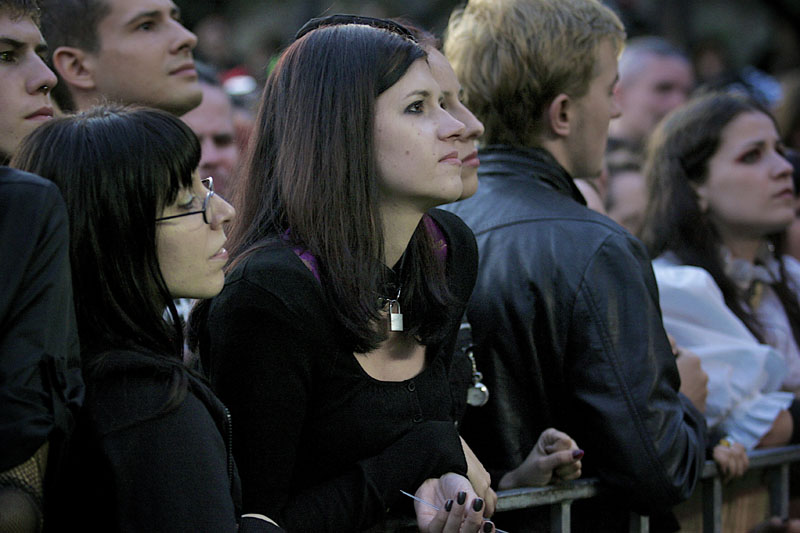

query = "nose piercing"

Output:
[[41, 85, 50, 92]]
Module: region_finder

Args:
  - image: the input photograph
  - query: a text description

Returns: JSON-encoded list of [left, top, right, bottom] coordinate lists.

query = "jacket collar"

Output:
[[478, 144, 587, 206]]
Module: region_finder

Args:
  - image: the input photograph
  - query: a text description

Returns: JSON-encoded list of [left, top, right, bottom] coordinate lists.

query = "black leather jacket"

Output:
[[444, 146, 706, 528]]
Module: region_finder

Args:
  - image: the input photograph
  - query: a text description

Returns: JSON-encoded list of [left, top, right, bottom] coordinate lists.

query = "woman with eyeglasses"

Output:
[[11, 105, 281, 531], [191, 16, 498, 533]]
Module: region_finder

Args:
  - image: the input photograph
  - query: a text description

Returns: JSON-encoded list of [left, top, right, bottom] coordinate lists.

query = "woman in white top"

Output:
[[641, 91, 800, 450]]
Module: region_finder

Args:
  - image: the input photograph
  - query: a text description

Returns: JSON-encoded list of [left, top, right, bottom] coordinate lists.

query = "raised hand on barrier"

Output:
[[414, 473, 496, 533], [497, 428, 583, 489], [712, 440, 749, 481]]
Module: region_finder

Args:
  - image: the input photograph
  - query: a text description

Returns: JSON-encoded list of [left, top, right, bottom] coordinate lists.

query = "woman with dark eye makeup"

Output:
[[191, 15, 501, 533], [641, 92, 800, 456]]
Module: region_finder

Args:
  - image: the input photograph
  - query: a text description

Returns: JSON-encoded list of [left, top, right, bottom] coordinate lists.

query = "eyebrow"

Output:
[[125, 6, 181, 27], [0, 37, 49, 55], [404, 89, 431, 99]]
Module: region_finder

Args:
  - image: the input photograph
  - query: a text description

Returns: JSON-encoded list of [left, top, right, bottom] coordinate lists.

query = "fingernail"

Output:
[[483, 521, 494, 532], [457, 491, 467, 505], [444, 499, 453, 512], [472, 498, 484, 512], [572, 449, 585, 459]]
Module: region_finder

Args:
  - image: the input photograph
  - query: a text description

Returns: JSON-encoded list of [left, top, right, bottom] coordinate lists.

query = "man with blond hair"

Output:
[[443, 0, 706, 529]]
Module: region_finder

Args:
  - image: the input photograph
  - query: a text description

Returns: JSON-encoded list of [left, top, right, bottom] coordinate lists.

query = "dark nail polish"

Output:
[[472, 498, 484, 512], [483, 521, 494, 532], [444, 499, 453, 512], [572, 449, 585, 460], [457, 491, 467, 505]]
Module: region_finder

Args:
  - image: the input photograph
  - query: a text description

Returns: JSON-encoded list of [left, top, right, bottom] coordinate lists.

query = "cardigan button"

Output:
[[413, 414, 423, 423], [407, 380, 416, 392]]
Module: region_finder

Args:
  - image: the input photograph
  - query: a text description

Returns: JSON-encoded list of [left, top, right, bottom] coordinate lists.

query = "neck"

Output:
[[721, 235, 766, 263], [538, 137, 574, 177], [380, 204, 423, 267]]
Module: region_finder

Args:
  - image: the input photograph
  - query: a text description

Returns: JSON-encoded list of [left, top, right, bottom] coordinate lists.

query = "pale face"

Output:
[[87, 0, 201, 115], [614, 55, 693, 141], [156, 172, 235, 299], [696, 112, 794, 245], [0, 14, 57, 159], [426, 49, 484, 200], [568, 39, 622, 179], [607, 170, 647, 235], [374, 59, 466, 214], [181, 84, 238, 199]]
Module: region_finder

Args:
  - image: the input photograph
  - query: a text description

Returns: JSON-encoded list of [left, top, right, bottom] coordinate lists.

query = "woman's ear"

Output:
[[692, 181, 710, 213]]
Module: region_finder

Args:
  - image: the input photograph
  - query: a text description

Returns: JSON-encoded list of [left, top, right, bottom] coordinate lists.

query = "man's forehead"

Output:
[[102, 0, 178, 23], [0, 12, 46, 47]]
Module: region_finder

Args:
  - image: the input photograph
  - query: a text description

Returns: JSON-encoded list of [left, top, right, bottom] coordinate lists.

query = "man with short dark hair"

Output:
[[39, 0, 201, 115], [444, 0, 706, 529], [0, 4, 83, 530], [0, 0, 56, 162]]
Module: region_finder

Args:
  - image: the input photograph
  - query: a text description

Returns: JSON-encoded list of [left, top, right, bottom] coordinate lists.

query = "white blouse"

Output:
[[653, 255, 797, 449]]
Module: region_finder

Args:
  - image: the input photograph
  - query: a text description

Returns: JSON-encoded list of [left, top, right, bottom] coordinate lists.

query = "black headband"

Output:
[[294, 14, 417, 42]]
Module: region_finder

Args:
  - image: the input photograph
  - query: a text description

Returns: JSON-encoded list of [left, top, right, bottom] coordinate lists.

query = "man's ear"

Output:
[[51, 46, 96, 91], [546, 93, 571, 137]]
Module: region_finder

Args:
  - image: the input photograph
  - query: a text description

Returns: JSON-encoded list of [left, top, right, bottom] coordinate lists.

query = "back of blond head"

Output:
[[445, 0, 624, 147]]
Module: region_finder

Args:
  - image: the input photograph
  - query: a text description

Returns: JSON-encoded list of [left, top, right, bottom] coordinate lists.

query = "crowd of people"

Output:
[[2, 0, 800, 531]]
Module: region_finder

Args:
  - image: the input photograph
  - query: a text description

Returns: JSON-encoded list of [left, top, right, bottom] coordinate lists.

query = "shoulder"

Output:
[[0, 167, 66, 228], [652, 258, 724, 300], [82, 350, 185, 432]]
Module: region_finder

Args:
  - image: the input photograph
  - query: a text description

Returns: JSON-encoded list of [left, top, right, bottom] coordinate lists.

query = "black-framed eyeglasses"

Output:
[[294, 14, 416, 42], [156, 177, 215, 225]]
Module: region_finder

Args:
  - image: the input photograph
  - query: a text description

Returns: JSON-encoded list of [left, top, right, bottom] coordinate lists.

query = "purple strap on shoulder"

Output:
[[286, 216, 446, 283], [423, 214, 448, 262], [282, 228, 321, 281]]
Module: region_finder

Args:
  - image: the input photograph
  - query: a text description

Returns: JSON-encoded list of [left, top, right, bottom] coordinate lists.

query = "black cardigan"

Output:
[[52, 350, 282, 532], [200, 209, 478, 531]]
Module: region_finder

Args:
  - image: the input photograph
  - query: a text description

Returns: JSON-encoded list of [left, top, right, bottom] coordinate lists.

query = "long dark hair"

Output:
[[11, 106, 198, 368], [224, 23, 453, 352], [641, 91, 800, 346]]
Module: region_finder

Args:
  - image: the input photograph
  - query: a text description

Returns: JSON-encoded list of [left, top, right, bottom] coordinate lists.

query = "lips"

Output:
[[461, 150, 480, 168], [211, 247, 228, 261], [25, 106, 54, 120], [170, 62, 197, 76], [439, 151, 461, 165]]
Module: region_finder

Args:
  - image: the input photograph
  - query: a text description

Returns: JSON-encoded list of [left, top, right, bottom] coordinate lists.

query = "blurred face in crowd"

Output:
[[613, 54, 693, 142], [566, 39, 622, 179], [156, 172, 235, 299], [374, 59, 466, 214], [426, 48, 484, 200], [181, 83, 238, 199], [75, 0, 201, 115], [0, 12, 56, 159], [696, 111, 794, 246]]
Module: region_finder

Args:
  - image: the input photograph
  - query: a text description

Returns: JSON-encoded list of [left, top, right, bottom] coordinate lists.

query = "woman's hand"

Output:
[[415, 473, 495, 533], [757, 409, 793, 448], [498, 428, 582, 490], [712, 441, 749, 482], [460, 437, 496, 516]]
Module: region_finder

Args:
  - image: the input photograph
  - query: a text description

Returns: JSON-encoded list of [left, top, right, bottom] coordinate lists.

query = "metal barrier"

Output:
[[492, 445, 800, 533], [385, 445, 800, 532]]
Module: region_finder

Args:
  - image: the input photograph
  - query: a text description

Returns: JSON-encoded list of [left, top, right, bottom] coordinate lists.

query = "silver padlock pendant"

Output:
[[467, 382, 489, 407], [389, 300, 403, 332]]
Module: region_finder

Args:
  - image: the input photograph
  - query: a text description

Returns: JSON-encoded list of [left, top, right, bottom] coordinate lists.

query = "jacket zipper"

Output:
[[224, 405, 234, 484]]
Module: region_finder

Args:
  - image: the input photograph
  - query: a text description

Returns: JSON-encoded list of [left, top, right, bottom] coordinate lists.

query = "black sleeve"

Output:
[[0, 171, 83, 471], [95, 386, 239, 532], [205, 268, 466, 532], [568, 234, 706, 514]]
